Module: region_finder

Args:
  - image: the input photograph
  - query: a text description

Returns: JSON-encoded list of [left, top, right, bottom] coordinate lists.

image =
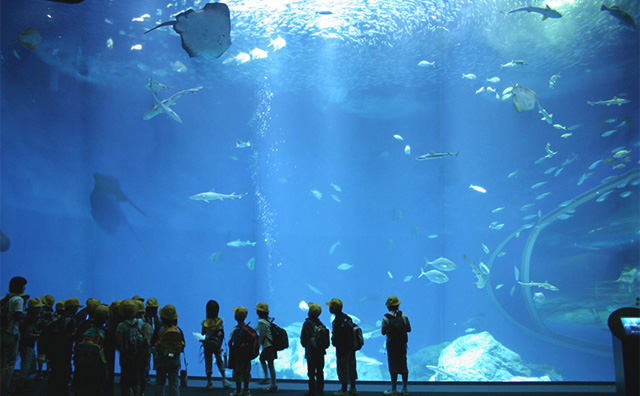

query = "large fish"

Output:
[[503, 5, 562, 20], [601, 4, 637, 30], [90, 173, 146, 234], [145, 3, 231, 58], [416, 151, 459, 161], [512, 84, 538, 112]]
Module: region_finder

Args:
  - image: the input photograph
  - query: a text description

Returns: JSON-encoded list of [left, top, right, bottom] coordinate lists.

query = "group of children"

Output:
[[2, 275, 412, 396]]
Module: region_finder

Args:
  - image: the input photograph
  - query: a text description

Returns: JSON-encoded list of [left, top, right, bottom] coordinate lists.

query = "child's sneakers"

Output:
[[264, 385, 278, 393], [223, 379, 233, 388], [401, 388, 408, 395], [258, 378, 271, 385], [383, 390, 397, 396], [206, 381, 214, 390]]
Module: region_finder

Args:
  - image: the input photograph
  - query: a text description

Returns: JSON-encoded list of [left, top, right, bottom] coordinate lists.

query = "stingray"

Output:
[[144, 3, 231, 58], [512, 84, 538, 112], [90, 173, 146, 234]]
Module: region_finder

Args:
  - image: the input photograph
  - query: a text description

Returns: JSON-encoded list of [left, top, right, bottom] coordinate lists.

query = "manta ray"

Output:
[[90, 173, 146, 234], [144, 3, 231, 58]]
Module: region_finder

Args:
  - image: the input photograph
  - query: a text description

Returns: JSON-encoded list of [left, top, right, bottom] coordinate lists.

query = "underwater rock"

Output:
[[433, 331, 550, 381], [0, 230, 9, 252], [275, 322, 383, 380], [407, 341, 450, 380]]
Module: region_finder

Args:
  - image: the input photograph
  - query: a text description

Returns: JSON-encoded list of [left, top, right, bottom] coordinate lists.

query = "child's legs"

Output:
[[204, 349, 213, 377]]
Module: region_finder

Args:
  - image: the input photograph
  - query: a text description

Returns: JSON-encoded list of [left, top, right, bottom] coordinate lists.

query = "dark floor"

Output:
[[9, 377, 618, 396]]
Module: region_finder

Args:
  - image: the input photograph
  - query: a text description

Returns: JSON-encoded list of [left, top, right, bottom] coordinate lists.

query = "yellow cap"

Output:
[[86, 298, 101, 314], [94, 305, 109, 321], [308, 303, 322, 317], [65, 297, 83, 308], [255, 302, 269, 312], [41, 295, 55, 308], [233, 306, 248, 321], [146, 297, 159, 308], [28, 297, 44, 308], [135, 300, 145, 313], [55, 301, 65, 312], [325, 298, 343, 311], [132, 295, 145, 303], [119, 299, 137, 319], [160, 304, 178, 320], [385, 296, 401, 307]]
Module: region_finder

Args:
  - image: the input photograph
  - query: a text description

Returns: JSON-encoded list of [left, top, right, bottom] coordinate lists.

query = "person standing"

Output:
[[152, 304, 185, 396], [0, 276, 27, 395], [201, 299, 231, 390], [300, 303, 329, 396], [326, 298, 357, 396], [381, 296, 411, 396], [255, 302, 277, 392]]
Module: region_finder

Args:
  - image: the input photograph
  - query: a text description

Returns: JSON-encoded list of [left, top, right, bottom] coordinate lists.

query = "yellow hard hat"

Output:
[[28, 297, 44, 308], [146, 297, 159, 308], [41, 295, 55, 308], [255, 302, 269, 312], [94, 305, 109, 321], [160, 304, 178, 320], [119, 299, 137, 319], [233, 306, 248, 321], [308, 303, 322, 317], [65, 297, 83, 308], [385, 296, 401, 307], [325, 298, 343, 311]]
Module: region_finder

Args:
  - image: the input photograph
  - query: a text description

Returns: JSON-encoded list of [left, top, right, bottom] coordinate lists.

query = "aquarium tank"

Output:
[[1, 0, 639, 383]]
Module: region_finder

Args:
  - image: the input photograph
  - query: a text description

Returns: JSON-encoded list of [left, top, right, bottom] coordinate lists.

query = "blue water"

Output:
[[1, 0, 639, 382]]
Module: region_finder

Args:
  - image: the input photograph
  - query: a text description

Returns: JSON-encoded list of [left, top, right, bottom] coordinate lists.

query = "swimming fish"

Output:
[[462, 73, 477, 79], [424, 257, 457, 271], [403, 275, 413, 282], [307, 284, 323, 295], [419, 268, 449, 284], [495, 283, 504, 290], [337, 263, 353, 270], [482, 243, 490, 254], [601, 129, 617, 137], [299, 300, 309, 311], [531, 181, 548, 189], [18, 27, 42, 50], [393, 134, 404, 141], [331, 194, 342, 203], [486, 77, 501, 83], [479, 262, 490, 275], [518, 280, 559, 291], [329, 241, 341, 254], [227, 240, 256, 248], [469, 184, 487, 193], [418, 60, 435, 67], [404, 145, 411, 155], [416, 151, 459, 160], [189, 189, 248, 202], [268, 35, 287, 51], [310, 190, 323, 200], [587, 96, 630, 106], [512, 84, 538, 112], [601, 4, 637, 30], [492, 207, 505, 213], [236, 139, 251, 148], [502, 5, 562, 20], [501, 60, 528, 68], [144, 3, 231, 58], [533, 292, 545, 303], [246, 257, 256, 270], [463, 255, 487, 289]]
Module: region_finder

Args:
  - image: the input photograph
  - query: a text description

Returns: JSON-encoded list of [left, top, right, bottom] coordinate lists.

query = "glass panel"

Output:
[[1, 0, 638, 383]]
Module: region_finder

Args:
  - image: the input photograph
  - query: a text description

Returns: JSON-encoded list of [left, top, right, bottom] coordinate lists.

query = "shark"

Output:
[[143, 79, 203, 123], [416, 151, 459, 161], [189, 189, 248, 202], [587, 96, 630, 106], [518, 280, 559, 291], [227, 239, 256, 247], [503, 5, 562, 20]]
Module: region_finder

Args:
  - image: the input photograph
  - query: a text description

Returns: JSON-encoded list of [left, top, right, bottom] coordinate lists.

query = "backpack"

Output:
[[230, 323, 259, 360], [121, 320, 147, 359], [384, 311, 408, 345], [343, 316, 364, 351], [269, 319, 289, 351], [74, 327, 106, 369], [156, 325, 184, 356], [0, 294, 18, 333], [202, 327, 223, 352], [308, 322, 330, 350]]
